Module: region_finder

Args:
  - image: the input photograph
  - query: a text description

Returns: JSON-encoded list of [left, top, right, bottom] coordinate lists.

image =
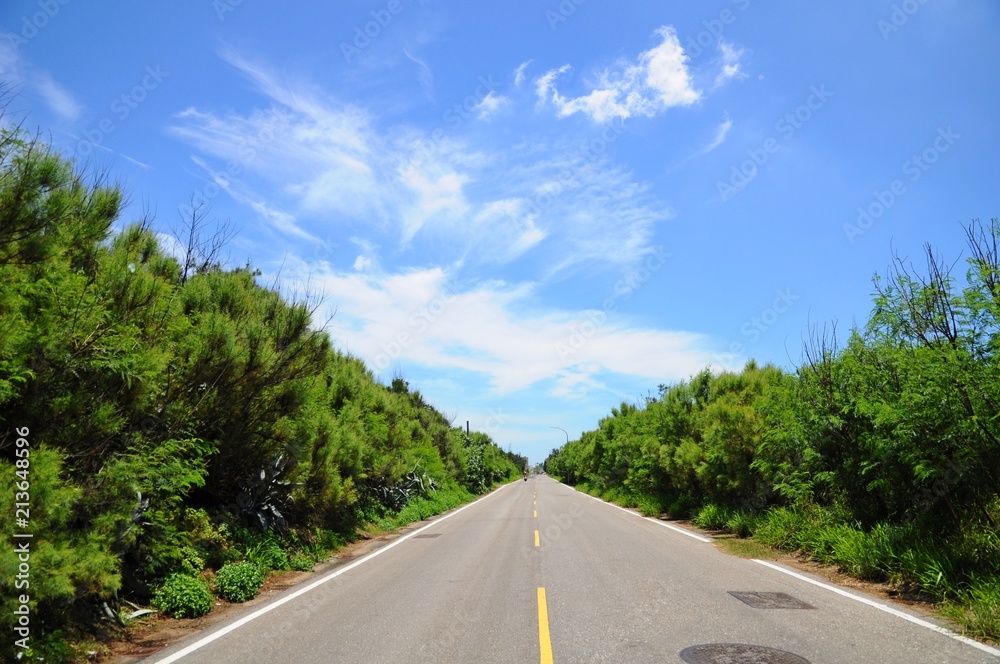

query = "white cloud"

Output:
[[514, 60, 533, 87], [714, 41, 747, 88], [399, 168, 470, 242], [171, 48, 673, 275], [642, 27, 702, 107], [534, 64, 571, 109], [170, 55, 389, 235], [473, 198, 546, 262], [474, 90, 507, 119], [404, 49, 434, 100], [0, 39, 80, 121], [34, 72, 80, 121], [282, 260, 717, 394], [551, 370, 609, 399], [534, 27, 700, 122], [155, 232, 187, 263], [703, 117, 733, 153]]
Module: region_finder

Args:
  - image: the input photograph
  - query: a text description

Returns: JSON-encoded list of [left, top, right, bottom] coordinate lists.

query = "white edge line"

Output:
[[575, 488, 711, 543], [149, 483, 515, 663], [644, 517, 712, 543], [753, 559, 1000, 658]]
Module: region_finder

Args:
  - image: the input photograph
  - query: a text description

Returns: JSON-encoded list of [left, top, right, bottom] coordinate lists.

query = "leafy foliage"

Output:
[[214, 562, 265, 603], [151, 574, 213, 618]]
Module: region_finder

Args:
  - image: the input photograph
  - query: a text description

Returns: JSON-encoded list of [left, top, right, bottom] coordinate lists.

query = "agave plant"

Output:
[[230, 454, 297, 532], [361, 462, 437, 512]]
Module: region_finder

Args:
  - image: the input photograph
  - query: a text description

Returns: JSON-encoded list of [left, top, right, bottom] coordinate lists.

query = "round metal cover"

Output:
[[679, 643, 810, 664]]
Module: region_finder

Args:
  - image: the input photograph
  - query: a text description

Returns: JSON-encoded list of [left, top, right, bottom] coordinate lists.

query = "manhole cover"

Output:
[[728, 591, 815, 609], [413, 533, 441, 539], [679, 644, 811, 663]]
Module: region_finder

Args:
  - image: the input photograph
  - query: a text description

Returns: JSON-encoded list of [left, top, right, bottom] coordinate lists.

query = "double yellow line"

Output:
[[533, 484, 553, 663]]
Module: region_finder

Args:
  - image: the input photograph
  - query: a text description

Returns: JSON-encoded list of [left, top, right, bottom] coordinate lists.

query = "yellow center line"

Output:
[[534, 529, 540, 547], [534, 510, 537, 518], [537, 587, 554, 664]]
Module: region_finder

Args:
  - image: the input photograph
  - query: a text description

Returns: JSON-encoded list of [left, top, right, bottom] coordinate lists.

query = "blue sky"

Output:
[[2, 0, 997, 464]]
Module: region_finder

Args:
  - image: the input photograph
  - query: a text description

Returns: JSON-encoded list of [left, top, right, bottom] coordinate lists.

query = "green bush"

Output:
[[289, 554, 315, 572], [391, 487, 475, 527], [693, 504, 733, 530], [635, 495, 664, 517], [245, 538, 290, 572], [152, 574, 213, 618], [214, 561, 265, 603], [752, 507, 810, 550], [724, 511, 758, 538], [944, 578, 1000, 640]]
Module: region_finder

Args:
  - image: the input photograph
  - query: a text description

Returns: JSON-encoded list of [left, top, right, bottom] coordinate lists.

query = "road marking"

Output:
[[578, 490, 711, 542], [534, 510, 537, 518], [535, 529, 540, 547], [643, 517, 712, 543], [753, 559, 1000, 658], [148, 483, 515, 663], [537, 587, 554, 664]]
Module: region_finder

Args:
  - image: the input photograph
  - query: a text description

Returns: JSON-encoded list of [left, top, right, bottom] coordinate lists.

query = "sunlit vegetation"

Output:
[[0, 125, 526, 660], [547, 218, 1000, 642]]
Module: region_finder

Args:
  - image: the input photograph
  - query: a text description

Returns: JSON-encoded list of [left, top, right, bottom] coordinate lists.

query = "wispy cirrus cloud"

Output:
[[170, 47, 671, 272], [513, 60, 532, 87], [703, 116, 733, 153], [714, 41, 747, 88], [0, 38, 80, 121]]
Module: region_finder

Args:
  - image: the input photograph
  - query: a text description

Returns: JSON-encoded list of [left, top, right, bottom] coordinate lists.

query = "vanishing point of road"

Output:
[[143, 476, 1000, 663]]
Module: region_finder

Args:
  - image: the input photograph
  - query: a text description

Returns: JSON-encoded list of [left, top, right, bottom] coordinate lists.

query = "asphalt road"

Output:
[[145, 476, 1000, 663]]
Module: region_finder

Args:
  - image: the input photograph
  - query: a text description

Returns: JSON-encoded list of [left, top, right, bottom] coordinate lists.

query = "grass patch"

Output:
[[693, 504, 732, 530], [716, 537, 779, 560], [942, 578, 1000, 643], [391, 486, 476, 528]]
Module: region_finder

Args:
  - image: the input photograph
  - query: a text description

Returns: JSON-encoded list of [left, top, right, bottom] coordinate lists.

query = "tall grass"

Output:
[[943, 578, 1000, 642], [391, 486, 476, 527]]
